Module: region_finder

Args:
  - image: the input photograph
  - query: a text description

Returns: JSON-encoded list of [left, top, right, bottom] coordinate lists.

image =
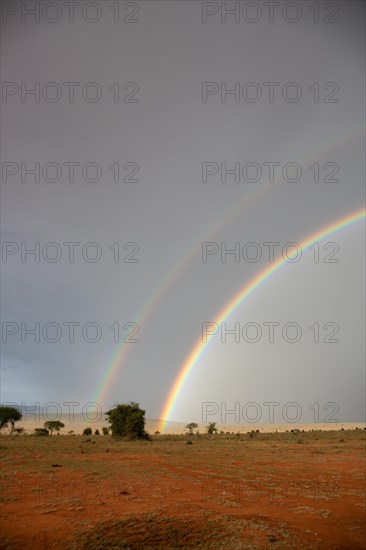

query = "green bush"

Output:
[[105, 402, 149, 440]]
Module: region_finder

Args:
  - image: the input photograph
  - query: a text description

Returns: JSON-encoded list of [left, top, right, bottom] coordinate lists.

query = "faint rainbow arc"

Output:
[[95, 185, 266, 408], [158, 207, 366, 432], [95, 123, 364, 409]]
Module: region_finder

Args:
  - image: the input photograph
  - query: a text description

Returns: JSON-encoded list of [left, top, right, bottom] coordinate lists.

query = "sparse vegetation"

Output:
[[105, 402, 149, 440], [34, 428, 49, 436], [83, 427, 92, 436], [206, 422, 218, 434], [13, 427, 24, 434], [0, 406, 22, 435], [44, 420, 65, 435], [185, 422, 198, 435], [73, 511, 245, 549], [0, 427, 364, 549]]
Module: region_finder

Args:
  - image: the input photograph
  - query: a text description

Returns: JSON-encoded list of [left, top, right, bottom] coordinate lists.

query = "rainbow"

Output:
[[158, 207, 366, 432], [95, 185, 267, 408], [94, 123, 364, 410]]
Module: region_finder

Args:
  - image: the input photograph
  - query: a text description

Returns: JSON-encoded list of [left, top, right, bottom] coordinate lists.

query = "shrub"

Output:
[[44, 420, 65, 435], [95, 429, 100, 435], [102, 427, 109, 435], [105, 402, 149, 440], [34, 428, 49, 436], [14, 427, 25, 434], [83, 427, 92, 436]]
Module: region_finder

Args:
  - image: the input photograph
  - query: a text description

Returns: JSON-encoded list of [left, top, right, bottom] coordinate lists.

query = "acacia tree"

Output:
[[185, 422, 198, 435], [0, 406, 22, 435], [44, 420, 65, 435], [106, 402, 149, 440]]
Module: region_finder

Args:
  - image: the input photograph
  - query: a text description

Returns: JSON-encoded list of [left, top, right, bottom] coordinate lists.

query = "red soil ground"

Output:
[[0, 430, 365, 549]]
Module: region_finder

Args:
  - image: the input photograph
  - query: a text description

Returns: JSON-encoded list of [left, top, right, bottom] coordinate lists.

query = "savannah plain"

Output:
[[1, 427, 365, 549]]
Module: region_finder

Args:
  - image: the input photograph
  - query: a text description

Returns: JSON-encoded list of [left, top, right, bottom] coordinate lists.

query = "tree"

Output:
[[206, 422, 217, 434], [44, 420, 65, 435], [83, 427, 92, 436], [105, 402, 149, 440], [0, 406, 22, 435], [185, 422, 198, 435]]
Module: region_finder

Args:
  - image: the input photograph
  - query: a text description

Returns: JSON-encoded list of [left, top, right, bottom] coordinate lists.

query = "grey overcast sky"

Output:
[[1, 1, 365, 427]]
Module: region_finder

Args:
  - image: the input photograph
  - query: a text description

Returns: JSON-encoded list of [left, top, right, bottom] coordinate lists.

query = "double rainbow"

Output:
[[95, 124, 363, 409], [93, 124, 364, 420]]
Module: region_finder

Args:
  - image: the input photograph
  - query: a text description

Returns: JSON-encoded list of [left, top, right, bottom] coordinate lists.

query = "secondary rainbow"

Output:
[[94, 123, 364, 410], [158, 207, 366, 432]]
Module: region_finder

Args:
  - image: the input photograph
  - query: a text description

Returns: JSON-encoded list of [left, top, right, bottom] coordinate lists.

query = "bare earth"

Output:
[[0, 429, 365, 549]]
